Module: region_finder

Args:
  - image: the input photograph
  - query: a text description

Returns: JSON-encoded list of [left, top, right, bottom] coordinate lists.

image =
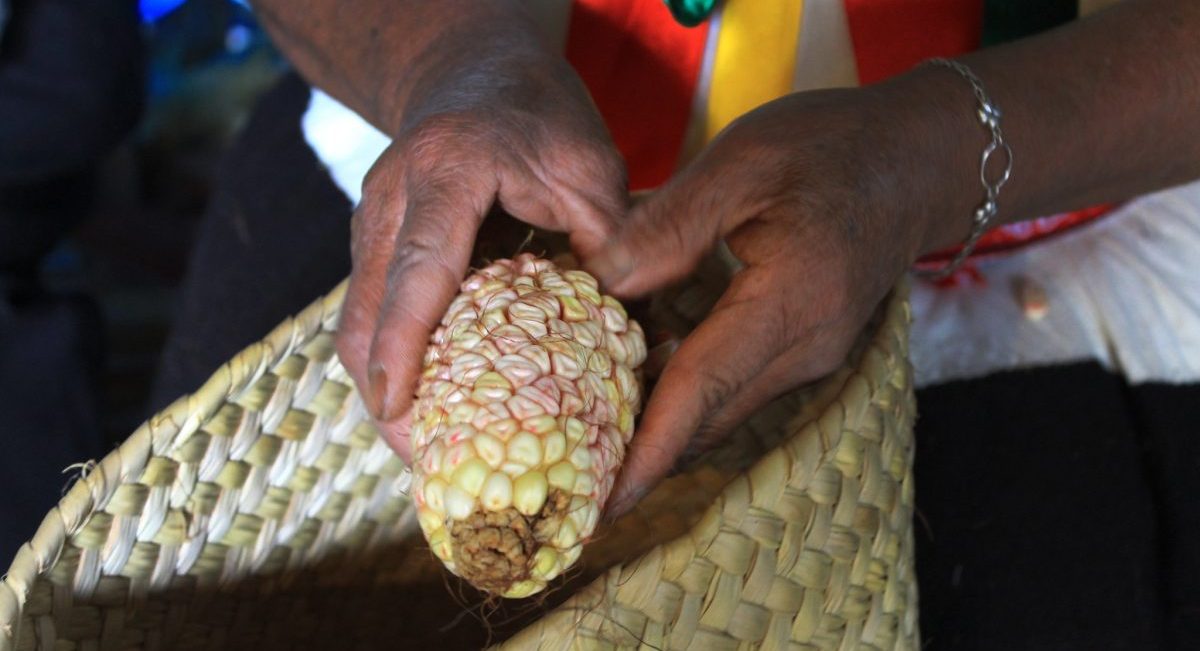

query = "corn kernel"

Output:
[[472, 433, 505, 468], [444, 485, 475, 520], [547, 461, 576, 492], [423, 477, 447, 513], [531, 547, 560, 581], [480, 472, 513, 511], [513, 472, 549, 516], [506, 431, 542, 467], [542, 431, 566, 465], [451, 458, 490, 497]]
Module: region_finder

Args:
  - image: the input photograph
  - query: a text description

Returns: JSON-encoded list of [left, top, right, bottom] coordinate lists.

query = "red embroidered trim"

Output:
[[843, 0, 983, 85], [914, 204, 1118, 274], [565, 0, 709, 191]]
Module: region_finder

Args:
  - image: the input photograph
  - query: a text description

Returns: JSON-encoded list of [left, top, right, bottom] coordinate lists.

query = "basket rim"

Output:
[[494, 282, 913, 648], [0, 281, 349, 650], [1, 277, 913, 651]]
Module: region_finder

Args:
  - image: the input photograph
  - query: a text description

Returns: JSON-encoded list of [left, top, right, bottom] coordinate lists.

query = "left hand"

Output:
[[586, 85, 970, 516]]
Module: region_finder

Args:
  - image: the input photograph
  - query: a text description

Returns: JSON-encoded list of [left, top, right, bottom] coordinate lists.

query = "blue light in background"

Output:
[[140, 0, 189, 23], [140, 1, 254, 25]]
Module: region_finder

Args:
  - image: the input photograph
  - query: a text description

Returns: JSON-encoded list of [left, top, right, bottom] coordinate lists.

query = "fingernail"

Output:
[[367, 365, 390, 420]]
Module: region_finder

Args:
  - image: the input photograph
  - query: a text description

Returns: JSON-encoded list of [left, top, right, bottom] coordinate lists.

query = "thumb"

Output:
[[584, 174, 754, 298], [364, 172, 493, 443]]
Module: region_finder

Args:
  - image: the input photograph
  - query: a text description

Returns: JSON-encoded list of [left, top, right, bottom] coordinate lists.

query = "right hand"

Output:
[[335, 50, 628, 463]]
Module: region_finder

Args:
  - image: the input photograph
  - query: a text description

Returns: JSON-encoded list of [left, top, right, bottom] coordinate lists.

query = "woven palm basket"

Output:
[[1, 250, 918, 650]]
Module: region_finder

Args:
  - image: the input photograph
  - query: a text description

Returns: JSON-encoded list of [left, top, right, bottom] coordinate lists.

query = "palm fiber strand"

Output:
[[2, 255, 917, 650]]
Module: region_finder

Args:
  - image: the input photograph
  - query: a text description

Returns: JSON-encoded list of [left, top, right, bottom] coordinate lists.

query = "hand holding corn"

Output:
[[332, 33, 627, 467], [587, 89, 939, 517]]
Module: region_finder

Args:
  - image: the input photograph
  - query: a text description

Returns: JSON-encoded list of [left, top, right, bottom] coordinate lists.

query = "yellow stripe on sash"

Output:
[[704, 0, 805, 143]]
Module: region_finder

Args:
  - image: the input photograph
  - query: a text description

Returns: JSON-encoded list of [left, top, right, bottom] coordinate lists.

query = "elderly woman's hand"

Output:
[[335, 48, 627, 462], [588, 85, 973, 516]]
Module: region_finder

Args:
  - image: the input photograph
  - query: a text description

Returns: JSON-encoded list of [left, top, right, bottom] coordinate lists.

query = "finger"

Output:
[[337, 152, 409, 420], [605, 266, 790, 517], [583, 156, 768, 298], [494, 138, 628, 258], [364, 167, 497, 444], [677, 334, 847, 467]]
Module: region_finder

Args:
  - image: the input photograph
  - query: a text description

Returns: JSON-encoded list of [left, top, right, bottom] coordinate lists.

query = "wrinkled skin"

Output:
[[588, 88, 945, 515], [340, 71, 948, 515], [280, 0, 1200, 520], [334, 53, 627, 460]]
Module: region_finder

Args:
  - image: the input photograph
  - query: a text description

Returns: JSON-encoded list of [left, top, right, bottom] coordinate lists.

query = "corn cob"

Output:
[[411, 253, 647, 598]]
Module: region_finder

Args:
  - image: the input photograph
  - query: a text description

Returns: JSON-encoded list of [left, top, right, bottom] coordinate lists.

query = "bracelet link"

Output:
[[919, 58, 1013, 280]]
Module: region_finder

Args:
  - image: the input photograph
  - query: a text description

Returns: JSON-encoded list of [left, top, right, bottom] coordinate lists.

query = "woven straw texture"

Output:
[[1, 255, 917, 651]]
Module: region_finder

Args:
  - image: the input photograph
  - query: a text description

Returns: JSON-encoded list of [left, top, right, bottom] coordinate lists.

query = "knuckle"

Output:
[[401, 112, 483, 173], [690, 363, 743, 419], [361, 145, 404, 198], [389, 234, 440, 274], [689, 419, 730, 455], [548, 135, 624, 182]]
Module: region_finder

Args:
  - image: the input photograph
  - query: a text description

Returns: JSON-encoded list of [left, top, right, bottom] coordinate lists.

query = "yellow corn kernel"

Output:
[[451, 458, 490, 497], [480, 472, 513, 512], [513, 472, 549, 516]]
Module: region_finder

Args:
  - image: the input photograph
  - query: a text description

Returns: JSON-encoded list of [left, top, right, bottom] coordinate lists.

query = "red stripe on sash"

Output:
[[565, 0, 709, 190], [843, 0, 983, 85]]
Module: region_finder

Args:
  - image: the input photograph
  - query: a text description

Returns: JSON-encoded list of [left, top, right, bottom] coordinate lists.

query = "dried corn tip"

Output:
[[411, 254, 646, 597]]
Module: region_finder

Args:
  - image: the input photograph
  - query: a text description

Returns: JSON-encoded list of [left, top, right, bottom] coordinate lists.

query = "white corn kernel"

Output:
[[428, 528, 452, 561], [562, 544, 582, 568], [564, 417, 587, 443], [568, 443, 591, 471], [506, 431, 542, 468], [506, 394, 545, 420], [423, 477, 447, 513], [480, 472, 513, 511], [542, 431, 566, 465], [442, 443, 476, 474], [513, 472, 549, 516], [417, 508, 443, 535], [523, 414, 558, 435], [500, 461, 530, 477], [482, 417, 520, 441], [503, 580, 541, 599], [447, 402, 478, 424], [518, 346, 552, 375], [494, 354, 540, 387], [552, 519, 578, 549], [573, 471, 595, 497], [547, 461, 576, 492], [531, 547, 561, 581], [444, 485, 476, 520], [451, 458, 490, 497], [550, 351, 583, 380], [511, 317, 549, 340], [472, 433, 505, 468]]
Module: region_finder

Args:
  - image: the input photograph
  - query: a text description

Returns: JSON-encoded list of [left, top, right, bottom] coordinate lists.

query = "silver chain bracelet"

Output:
[[919, 58, 1013, 279]]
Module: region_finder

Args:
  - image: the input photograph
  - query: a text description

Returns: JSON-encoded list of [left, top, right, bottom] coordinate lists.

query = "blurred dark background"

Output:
[[1, 0, 285, 556], [45, 0, 281, 436]]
